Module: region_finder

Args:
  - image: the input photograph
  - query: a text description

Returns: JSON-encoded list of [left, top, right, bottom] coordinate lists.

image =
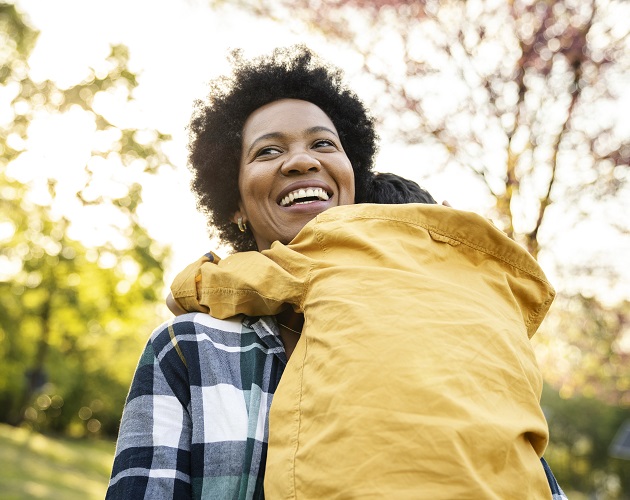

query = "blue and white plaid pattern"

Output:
[[106, 313, 285, 499], [107, 313, 568, 499]]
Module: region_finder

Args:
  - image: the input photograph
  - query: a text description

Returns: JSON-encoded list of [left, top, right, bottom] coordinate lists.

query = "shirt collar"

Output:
[[246, 316, 288, 366]]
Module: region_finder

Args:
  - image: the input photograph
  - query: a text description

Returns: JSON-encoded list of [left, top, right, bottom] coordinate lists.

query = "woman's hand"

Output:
[[166, 292, 188, 316]]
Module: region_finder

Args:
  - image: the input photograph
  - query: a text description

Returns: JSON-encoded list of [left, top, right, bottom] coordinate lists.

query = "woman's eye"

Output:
[[313, 139, 335, 149], [256, 146, 282, 157]]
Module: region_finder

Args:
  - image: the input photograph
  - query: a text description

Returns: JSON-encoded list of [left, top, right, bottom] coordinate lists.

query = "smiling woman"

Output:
[[186, 46, 377, 254], [106, 45, 567, 500], [235, 99, 356, 251], [106, 45, 378, 499]]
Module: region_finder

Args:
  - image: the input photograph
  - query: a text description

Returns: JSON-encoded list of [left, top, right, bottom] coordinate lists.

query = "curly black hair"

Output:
[[187, 45, 378, 252], [367, 172, 436, 205]]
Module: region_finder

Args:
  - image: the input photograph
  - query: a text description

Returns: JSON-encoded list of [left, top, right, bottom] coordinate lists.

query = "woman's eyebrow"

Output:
[[306, 126, 339, 137], [246, 127, 339, 157]]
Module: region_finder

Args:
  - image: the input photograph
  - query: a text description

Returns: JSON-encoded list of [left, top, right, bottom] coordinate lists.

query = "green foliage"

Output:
[[536, 295, 630, 407], [0, 168, 169, 437], [0, 2, 174, 437], [542, 385, 630, 499], [535, 295, 630, 497], [0, 3, 38, 72]]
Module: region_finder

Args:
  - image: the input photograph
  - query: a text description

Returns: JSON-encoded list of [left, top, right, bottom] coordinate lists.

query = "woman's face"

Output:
[[234, 99, 355, 251]]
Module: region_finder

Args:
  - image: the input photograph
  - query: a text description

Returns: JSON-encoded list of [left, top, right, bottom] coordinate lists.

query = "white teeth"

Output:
[[280, 187, 330, 207]]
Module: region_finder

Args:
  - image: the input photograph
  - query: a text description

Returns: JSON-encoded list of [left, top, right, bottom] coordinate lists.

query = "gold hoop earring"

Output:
[[237, 217, 247, 233]]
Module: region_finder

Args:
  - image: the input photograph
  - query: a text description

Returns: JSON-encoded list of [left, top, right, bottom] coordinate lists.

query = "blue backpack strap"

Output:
[[541, 457, 569, 499]]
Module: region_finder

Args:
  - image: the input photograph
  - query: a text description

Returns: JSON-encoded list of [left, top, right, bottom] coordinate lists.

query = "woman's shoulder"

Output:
[[145, 313, 285, 394], [163, 312, 247, 334], [149, 313, 249, 351], [148, 313, 284, 365]]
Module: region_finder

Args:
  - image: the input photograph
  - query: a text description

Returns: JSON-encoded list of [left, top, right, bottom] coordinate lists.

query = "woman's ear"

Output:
[[232, 202, 249, 233], [231, 210, 242, 225], [232, 201, 246, 225]]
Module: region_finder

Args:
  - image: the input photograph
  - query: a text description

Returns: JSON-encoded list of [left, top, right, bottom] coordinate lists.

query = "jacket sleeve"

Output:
[[192, 249, 309, 319], [170, 251, 222, 313]]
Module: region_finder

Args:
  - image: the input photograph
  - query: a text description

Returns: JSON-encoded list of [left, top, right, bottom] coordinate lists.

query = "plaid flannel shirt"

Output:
[[106, 313, 567, 499], [106, 313, 285, 499]]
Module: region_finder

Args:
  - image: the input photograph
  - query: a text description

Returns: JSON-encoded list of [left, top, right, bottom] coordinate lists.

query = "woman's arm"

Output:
[[166, 291, 188, 316], [106, 327, 193, 499], [107, 315, 283, 500]]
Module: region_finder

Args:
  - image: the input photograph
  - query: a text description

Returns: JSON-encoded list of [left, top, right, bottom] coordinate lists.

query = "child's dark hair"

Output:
[[187, 45, 378, 252], [366, 172, 436, 205]]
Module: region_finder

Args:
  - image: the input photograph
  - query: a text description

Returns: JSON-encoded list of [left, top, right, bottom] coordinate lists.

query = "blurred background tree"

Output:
[[2, 0, 629, 497], [542, 383, 629, 499], [0, 3, 172, 437], [221, 0, 630, 496], [234, 0, 630, 261]]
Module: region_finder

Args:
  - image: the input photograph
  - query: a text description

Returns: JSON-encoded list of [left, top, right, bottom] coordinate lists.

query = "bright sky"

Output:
[[9, 0, 630, 302], [10, 0, 353, 285], [12, 0, 475, 283]]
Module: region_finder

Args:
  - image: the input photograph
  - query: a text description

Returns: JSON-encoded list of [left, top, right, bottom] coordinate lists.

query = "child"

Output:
[[169, 172, 555, 498]]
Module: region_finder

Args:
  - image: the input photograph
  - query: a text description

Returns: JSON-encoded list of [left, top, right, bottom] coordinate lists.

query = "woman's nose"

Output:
[[280, 151, 321, 175]]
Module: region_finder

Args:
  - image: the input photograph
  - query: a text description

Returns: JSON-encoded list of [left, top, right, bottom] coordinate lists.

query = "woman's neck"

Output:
[[276, 309, 304, 360]]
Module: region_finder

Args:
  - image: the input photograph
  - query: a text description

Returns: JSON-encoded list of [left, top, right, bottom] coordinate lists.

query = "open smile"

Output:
[[279, 187, 331, 207]]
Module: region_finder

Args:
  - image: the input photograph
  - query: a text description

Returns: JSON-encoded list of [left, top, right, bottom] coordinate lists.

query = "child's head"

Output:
[[367, 172, 437, 205]]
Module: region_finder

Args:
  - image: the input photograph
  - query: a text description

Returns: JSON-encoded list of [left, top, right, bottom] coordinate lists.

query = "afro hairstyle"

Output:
[[187, 45, 378, 252]]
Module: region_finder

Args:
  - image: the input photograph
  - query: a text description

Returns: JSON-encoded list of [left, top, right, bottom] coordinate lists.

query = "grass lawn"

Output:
[[0, 423, 116, 499]]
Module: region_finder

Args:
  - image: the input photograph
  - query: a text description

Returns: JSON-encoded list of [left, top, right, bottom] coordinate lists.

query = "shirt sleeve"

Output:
[[175, 248, 311, 319], [106, 329, 193, 499]]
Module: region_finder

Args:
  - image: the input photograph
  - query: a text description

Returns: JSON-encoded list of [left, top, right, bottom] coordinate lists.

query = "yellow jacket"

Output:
[[172, 204, 555, 499]]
